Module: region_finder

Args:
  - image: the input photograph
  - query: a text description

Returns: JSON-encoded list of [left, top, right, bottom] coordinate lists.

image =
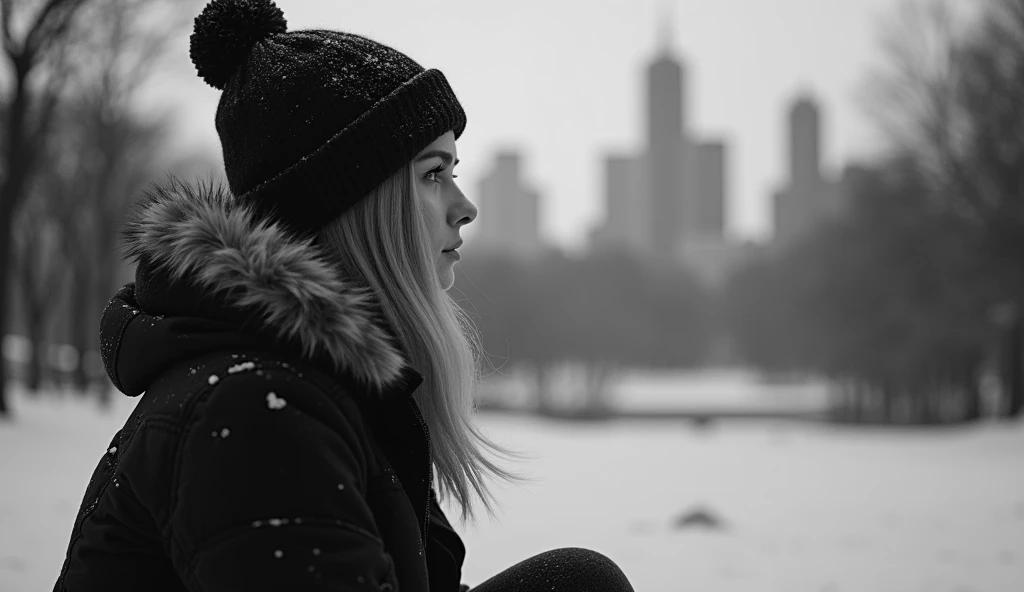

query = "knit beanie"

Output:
[[190, 0, 467, 236]]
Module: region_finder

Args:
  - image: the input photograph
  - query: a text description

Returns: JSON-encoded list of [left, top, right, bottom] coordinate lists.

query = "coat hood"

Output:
[[100, 179, 409, 397]]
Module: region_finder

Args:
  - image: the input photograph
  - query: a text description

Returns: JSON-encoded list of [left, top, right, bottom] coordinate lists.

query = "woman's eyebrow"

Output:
[[414, 150, 457, 166]]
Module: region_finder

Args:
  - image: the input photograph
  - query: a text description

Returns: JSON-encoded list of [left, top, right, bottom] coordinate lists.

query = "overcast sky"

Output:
[[141, 0, 975, 248]]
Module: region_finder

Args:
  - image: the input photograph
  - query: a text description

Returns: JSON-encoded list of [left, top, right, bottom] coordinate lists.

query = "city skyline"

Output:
[[591, 27, 729, 262], [138, 0, 973, 248]]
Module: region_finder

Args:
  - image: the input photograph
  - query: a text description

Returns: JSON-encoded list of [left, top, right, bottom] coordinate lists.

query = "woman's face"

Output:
[[413, 131, 477, 290]]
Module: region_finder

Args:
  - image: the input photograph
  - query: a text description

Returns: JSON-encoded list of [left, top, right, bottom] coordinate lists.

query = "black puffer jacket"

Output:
[[54, 181, 467, 592]]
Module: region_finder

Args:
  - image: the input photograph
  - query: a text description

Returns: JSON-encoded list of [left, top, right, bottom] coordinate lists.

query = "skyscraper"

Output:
[[646, 33, 687, 259], [790, 96, 820, 189], [693, 140, 726, 238], [774, 94, 842, 249], [590, 7, 743, 288], [473, 150, 542, 258], [595, 153, 649, 252]]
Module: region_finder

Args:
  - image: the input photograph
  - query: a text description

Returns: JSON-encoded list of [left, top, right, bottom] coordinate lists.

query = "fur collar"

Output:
[[121, 178, 406, 390]]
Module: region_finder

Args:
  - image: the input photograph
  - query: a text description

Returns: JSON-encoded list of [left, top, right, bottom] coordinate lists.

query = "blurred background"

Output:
[[1, 0, 1023, 590]]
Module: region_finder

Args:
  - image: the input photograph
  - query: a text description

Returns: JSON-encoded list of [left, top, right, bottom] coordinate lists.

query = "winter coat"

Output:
[[54, 182, 467, 592]]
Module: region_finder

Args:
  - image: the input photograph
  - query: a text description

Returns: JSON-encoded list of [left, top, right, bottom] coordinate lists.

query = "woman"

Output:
[[54, 1, 635, 591]]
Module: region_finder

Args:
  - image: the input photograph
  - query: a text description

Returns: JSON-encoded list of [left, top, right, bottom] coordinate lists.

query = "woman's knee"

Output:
[[534, 547, 634, 590]]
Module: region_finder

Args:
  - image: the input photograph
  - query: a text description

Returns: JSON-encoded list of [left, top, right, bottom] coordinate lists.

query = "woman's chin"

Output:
[[438, 264, 456, 291]]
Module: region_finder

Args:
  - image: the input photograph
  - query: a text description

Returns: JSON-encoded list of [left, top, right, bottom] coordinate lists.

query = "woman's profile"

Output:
[[53, 1, 635, 590]]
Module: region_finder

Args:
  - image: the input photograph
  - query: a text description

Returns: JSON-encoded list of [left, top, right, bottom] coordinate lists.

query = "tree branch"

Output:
[[0, 0, 16, 58], [22, 0, 86, 63]]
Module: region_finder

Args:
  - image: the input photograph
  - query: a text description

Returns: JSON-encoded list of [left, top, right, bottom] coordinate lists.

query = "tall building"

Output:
[[473, 150, 542, 258], [790, 96, 820, 189], [773, 94, 845, 250], [594, 153, 649, 253], [693, 140, 726, 239], [645, 31, 687, 259], [590, 11, 742, 288]]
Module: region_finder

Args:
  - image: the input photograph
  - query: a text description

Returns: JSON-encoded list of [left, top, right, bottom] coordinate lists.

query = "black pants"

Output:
[[467, 547, 635, 592]]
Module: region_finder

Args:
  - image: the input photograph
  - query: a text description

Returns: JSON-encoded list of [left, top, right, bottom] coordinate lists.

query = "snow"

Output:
[[227, 361, 256, 374], [480, 366, 834, 414], [1, 376, 1023, 591], [266, 391, 287, 410]]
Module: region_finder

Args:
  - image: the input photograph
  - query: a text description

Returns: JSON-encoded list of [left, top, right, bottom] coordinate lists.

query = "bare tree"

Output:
[[866, 0, 1024, 418], [10, 184, 66, 391], [53, 0, 185, 398], [0, 0, 92, 416], [1, 0, 192, 413]]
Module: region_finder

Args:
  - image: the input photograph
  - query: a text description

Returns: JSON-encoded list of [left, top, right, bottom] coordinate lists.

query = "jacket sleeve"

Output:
[[168, 371, 398, 591]]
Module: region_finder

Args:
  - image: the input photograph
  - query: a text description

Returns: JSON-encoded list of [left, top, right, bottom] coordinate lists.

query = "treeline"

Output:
[[723, 0, 1024, 423], [0, 0, 200, 415], [453, 248, 714, 417]]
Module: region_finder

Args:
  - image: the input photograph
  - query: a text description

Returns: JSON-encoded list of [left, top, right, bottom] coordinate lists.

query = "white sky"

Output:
[[141, 0, 974, 248]]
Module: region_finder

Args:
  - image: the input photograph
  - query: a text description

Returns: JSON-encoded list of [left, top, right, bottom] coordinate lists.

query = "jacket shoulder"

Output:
[[117, 349, 376, 511], [132, 349, 366, 433]]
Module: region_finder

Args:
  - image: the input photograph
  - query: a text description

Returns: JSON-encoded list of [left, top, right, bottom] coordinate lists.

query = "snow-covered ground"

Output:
[[2, 373, 1023, 591], [480, 366, 834, 414]]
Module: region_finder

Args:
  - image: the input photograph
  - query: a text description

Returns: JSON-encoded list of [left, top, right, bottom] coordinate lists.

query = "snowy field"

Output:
[[2, 373, 1023, 592]]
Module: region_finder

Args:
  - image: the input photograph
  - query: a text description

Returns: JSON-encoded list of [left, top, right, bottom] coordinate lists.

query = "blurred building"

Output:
[[691, 140, 727, 238], [471, 150, 543, 259], [772, 94, 848, 251], [646, 38, 687, 257], [590, 153, 649, 253], [590, 18, 745, 288]]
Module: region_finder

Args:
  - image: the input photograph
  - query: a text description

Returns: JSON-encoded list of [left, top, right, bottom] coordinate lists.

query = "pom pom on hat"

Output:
[[190, 0, 287, 90]]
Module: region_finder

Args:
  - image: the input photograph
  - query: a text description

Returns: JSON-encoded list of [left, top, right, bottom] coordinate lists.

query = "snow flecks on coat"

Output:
[[266, 391, 287, 410], [227, 361, 256, 374], [208, 374, 220, 385], [250, 517, 297, 528]]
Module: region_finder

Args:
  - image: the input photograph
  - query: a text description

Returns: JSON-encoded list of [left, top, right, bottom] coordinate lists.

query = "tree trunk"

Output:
[[69, 267, 93, 395], [0, 220, 14, 417], [920, 372, 940, 425], [26, 312, 49, 393], [1005, 316, 1024, 418], [0, 66, 41, 416], [535, 363, 555, 416], [961, 358, 981, 422], [583, 362, 614, 418]]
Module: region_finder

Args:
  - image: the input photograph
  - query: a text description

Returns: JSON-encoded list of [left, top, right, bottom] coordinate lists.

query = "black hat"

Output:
[[190, 0, 467, 235]]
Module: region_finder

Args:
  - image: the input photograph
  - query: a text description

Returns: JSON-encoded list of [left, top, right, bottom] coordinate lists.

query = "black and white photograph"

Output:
[[0, 0, 1022, 590]]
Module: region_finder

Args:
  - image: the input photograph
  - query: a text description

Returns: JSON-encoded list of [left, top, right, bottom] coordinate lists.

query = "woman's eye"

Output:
[[425, 167, 445, 183], [425, 165, 457, 183]]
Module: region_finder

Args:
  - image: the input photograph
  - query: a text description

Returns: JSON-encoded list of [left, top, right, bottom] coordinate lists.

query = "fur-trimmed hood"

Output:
[[100, 178, 408, 396]]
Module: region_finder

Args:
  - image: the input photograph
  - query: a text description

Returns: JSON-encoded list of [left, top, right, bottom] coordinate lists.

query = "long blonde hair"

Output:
[[318, 163, 520, 520]]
